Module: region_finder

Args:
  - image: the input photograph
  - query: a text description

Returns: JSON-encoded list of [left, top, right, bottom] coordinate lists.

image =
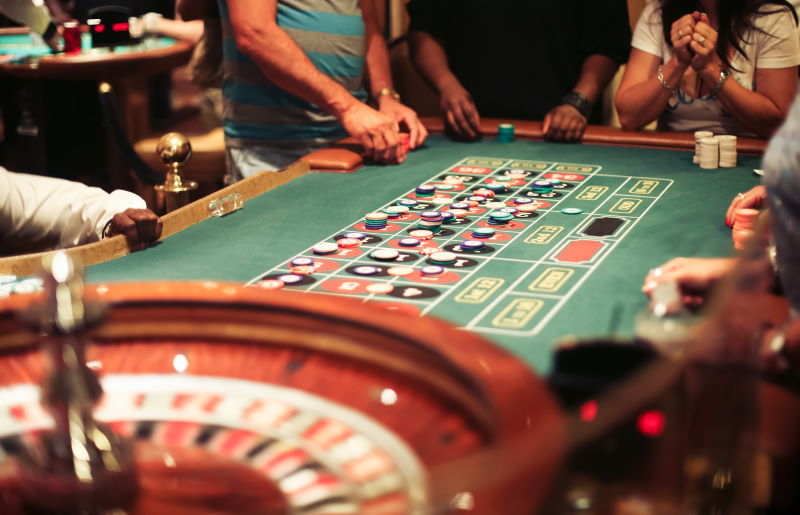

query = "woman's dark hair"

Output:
[[660, 0, 798, 71]]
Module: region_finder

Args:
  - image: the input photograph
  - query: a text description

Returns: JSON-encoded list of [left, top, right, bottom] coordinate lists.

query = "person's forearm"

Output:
[[152, 18, 203, 44], [408, 30, 463, 94], [229, 8, 358, 119], [617, 57, 688, 130], [571, 55, 618, 105], [701, 63, 795, 138], [361, 0, 394, 97], [176, 0, 206, 21]]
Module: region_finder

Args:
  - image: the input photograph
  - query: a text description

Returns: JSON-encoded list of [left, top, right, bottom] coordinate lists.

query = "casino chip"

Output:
[[398, 237, 421, 247], [371, 249, 400, 261], [561, 208, 583, 215], [344, 232, 367, 240], [352, 266, 380, 276], [337, 238, 362, 248], [291, 265, 315, 275], [421, 265, 445, 276], [484, 201, 507, 209], [387, 266, 415, 276], [312, 242, 339, 255], [461, 240, 486, 251], [277, 274, 305, 285], [409, 230, 433, 240], [258, 279, 285, 290], [290, 257, 314, 267], [366, 283, 394, 294]]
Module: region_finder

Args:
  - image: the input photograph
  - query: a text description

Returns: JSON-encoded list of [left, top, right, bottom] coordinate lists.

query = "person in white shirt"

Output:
[[616, 0, 800, 138], [1, 167, 162, 255]]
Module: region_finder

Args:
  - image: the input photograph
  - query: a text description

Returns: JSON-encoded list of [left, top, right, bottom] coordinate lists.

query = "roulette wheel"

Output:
[[0, 254, 564, 514]]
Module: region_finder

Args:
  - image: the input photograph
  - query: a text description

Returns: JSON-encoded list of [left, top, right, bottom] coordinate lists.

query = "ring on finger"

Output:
[[698, 35, 706, 45], [737, 193, 745, 200], [678, 29, 685, 39]]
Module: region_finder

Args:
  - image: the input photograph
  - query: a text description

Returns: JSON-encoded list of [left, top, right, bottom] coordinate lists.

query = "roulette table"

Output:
[[2, 120, 798, 513]]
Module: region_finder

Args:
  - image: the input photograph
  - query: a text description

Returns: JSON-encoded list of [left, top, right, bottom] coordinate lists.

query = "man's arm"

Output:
[[0, 168, 160, 251], [408, 30, 479, 139], [543, 54, 619, 141], [360, 0, 427, 150], [227, 0, 400, 163]]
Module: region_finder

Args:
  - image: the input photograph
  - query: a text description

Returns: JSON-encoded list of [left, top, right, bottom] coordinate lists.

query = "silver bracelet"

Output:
[[657, 65, 675, 92], [710, 70, 729, 98]]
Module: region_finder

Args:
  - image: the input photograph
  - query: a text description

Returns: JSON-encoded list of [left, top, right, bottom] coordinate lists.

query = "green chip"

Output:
[[561, 208, 583, 215]]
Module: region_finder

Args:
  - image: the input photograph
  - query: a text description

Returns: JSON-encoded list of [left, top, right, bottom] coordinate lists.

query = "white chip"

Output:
[[312, 242, 339, 254], [432, 197, 452, 205], [0, 275, 17, 284], [448, 209, 468, 218], [366, 283, 394, 294], [371, 249, 400, 261], [384, 205, 409, 214], [485, 201, 507, 209], [409, 230, 433, 240], [387, 266, 415, 276], [430, 251, 457, 263]]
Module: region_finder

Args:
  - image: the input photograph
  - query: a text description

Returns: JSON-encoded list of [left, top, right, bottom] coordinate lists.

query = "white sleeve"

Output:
[[0, 167, 146, 249], [753, 7, 800, 68], [631, 1, 665, 58]]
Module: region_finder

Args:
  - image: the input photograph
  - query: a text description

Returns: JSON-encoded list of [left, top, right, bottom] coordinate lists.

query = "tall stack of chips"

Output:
[[364, 212, 388, 230], [417, 211, 444, 233], [731, 208, 759, 250], [415, 185, 436, 198], [694, 131, 714, 163], [698, 137, 719, 169], [497, 123, 515, 143], [718, 135, 738, 168]]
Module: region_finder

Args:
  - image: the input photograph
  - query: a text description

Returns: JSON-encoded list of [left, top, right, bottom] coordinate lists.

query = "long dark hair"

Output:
[[660, 0, 798, 71]]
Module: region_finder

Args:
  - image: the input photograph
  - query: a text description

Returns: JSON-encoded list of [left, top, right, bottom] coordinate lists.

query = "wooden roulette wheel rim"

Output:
[[0, 282, 565, 514]]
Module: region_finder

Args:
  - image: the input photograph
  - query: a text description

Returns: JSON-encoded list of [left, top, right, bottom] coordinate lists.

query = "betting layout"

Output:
[[250, 156, 672, 338]]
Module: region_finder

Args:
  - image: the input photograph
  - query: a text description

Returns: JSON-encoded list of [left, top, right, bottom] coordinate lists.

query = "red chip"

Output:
[[337, 238, 363, 248], [400, 132, 411, 153], [291, 265, 316, 275], [258, 279, 284, 290]]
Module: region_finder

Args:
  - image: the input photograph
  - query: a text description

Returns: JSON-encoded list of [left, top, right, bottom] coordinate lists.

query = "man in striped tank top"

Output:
[[218, 0, 427, 181]]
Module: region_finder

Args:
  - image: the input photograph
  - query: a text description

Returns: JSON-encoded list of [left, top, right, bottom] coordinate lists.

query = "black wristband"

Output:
[[42, 22, 58, 43], [560, 92, 592, 119]]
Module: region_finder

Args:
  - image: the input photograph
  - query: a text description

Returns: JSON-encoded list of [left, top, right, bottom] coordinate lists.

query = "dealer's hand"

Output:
[[725, 185, 766, 227], [642, 256, 736, 308], [105, 208, 163, 251]]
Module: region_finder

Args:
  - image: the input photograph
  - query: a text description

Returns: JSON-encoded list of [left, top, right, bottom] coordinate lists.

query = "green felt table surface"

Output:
[[0, 33, 176, 59], [88, 135, 762, 373]]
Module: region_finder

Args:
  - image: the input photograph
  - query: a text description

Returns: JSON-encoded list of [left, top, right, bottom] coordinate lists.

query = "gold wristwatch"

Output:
[[374, 87, 401, 102]]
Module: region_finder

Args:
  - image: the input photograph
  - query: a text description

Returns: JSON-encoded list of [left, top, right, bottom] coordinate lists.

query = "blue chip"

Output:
[[461, 240, 486, 250], [421, 265, 445, 275], [352, 265, 380, 276], [291, 257, 314, 267], [344, 232, 367, 240], [441, 212, 455, 222], [398, 199, 419, 207], [277, 274, 304, 285], [415, 185, 436, 194], [398, 237, 421, 247], [419, 211, 441, 219], [514, 198, 534, 204], [450, 202, 470, 210], [467, 196, 487, 203], [500, 207, 518, 214]]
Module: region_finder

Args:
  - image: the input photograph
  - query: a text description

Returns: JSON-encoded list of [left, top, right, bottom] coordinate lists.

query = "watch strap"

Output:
[[560, 92, 592, 118]]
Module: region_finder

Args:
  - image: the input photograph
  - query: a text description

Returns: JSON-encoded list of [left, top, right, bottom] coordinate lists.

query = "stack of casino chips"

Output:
[[731, 208, 759, 250], [504, 169, 528, 180], [364, 212, 388, 230], [473, 187, 495, 198], [718, 135, 738, 168], [486, 182, 508, 195], [417, 211, 444, 233], [460, 240, 486, 252], [383, 205, 408, 219], [398, 199, 418, 208], [694, 131, 714, 163], [415, 184, 436, 198], [429, 251, 457, 266], [471, 227, 495, 239], [530, 180, 554, 194], [487, 210, 514, 225], [698, 136, 720, 169], [467, 195, 487, 204], [497, 123, 515, 143]]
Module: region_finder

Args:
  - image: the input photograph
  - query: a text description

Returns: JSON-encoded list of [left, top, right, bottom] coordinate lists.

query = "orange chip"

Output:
[[291, 265, 316, 275]]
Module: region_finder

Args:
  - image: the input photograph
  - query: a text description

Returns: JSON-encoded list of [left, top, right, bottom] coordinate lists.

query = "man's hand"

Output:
[[725, 185, 766, 227], [377, 96, 428, 150], [106, 208, 163, 251], [340, 102, 403, 164], [440, 81, 480, 140], [543, 104, 587, 142], [642, 256, 736, 308]]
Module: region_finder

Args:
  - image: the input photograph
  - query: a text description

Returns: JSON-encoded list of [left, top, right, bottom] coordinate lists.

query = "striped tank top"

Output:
[[217, 0, 367, 149]]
